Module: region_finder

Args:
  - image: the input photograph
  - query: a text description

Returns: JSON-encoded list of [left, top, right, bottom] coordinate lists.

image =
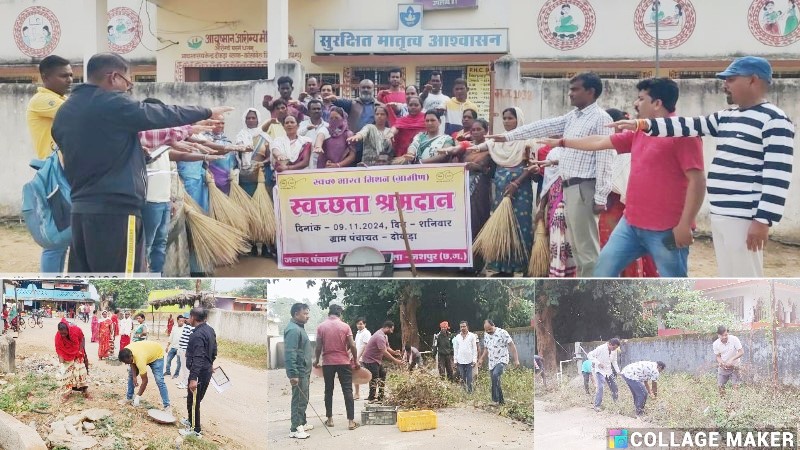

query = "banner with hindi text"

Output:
[[275, 164, 472, 270]]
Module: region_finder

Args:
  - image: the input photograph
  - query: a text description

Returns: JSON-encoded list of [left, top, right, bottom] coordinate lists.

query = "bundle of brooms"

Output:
[[250, 165, 276, 245], [205, 171, 250, 235], [227, 170, 262, 241], [528, 217, 550, 277], [473, 196, 526, 265], [182, 188, 250, 273]]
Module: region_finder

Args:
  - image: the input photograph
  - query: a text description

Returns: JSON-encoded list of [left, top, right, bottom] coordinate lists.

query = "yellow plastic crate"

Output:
[[397, 410, 437, 432]]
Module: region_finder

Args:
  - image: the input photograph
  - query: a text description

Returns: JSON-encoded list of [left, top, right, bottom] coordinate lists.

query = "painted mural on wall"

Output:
[[537, 0, 596, 51], [634, 0, 696, 49], [749, 0, 800, 46], [107, 7, 142, 54], [13, 7, 61, 58]]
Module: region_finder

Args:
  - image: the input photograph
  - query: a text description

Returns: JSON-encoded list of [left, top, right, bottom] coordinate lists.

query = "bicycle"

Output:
[[28, 310, 44, 328]]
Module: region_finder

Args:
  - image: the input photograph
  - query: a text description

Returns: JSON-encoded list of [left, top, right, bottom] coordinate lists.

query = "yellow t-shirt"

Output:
[[26, 87, 66, 159], [126, 340, 165, 375], [444, 97, 479, 127]]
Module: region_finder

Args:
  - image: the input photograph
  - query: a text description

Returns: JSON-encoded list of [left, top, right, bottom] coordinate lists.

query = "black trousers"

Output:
[[322, 365, 354, 420], [187, 370, 212, 433], [363, 362, 386, 401], [69, 213, 146, 273]]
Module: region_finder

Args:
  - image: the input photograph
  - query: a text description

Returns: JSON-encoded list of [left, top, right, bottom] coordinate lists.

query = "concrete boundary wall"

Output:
[[207, 309, 279, 347]]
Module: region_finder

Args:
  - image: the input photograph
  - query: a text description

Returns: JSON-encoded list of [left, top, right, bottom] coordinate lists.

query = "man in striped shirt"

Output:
[[489, 73, 615, 276], [176, 318, 195, 389], [613, 57, 794, 276]]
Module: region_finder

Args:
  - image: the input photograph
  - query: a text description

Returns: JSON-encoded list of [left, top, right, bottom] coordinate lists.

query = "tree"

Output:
[[665, 295, 737, 333], [92, 280, 149, 310]]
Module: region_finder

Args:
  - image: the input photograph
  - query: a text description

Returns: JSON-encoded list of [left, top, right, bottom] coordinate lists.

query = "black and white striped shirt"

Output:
[[647, 103, 794, 224], [179, 324, 195, 351]]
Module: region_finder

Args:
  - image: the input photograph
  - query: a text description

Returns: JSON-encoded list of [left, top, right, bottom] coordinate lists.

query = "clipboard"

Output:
[[210, 366, 231, 393]]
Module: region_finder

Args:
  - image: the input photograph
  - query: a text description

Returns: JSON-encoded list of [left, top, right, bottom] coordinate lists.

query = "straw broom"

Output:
[[228, 170, 261, 240], [205, 170, 250, 235], [473, 196, 526, 264], [182, 189, 250, 273], [250, 165, 276, 245], [528, 217, 550, 277]]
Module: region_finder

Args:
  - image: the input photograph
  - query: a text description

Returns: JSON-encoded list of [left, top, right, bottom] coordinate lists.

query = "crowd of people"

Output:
[[283, 303, 521, 440], [53, 307, 217, 439], [24, 52, 793, 277]]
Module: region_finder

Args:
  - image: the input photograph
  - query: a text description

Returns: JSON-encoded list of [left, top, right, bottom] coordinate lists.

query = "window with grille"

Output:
[[416, 67, 466, 97], [305, 73, 341, 95], [522, 72, 571, 79], [0, 76, 34, 84], [135, 75, 156, 82], [349, 68, 405, 99], [720, 296, 744, 321]]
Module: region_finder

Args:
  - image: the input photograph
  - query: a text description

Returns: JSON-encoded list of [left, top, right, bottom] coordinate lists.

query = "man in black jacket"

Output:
[[182, 306, 217, 438], [52, 52, 231, 273]]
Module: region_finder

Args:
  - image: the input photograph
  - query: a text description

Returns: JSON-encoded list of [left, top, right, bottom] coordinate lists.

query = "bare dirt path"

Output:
[[266, 368, 532, 449], [7, 316, 267, 449], [2, 224, 799, 277]]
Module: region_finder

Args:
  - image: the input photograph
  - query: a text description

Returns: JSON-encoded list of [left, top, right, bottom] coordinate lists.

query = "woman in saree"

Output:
[[55, 319, 90, 401], [272, 115, 312, 173], [203, 121, 239, 195], [387, 96, 426, 157], [235, 108, 271, 196], [132, 313, 148, 342], [97, 311, 114, 360], [90, 310, 99, 343], [347, 105, 394, 167], [402, 110, 456, 164], [313, 107, 356, 169], [261, 98, 290, 191], [166, 314, 174, 337]]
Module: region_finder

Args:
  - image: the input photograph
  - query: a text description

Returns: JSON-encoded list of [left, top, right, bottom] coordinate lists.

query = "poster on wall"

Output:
[[466, 65, 490, 120], [634, 0, 697, 49], [107, 7, 143, 54], [537, 0, 596, 51], [13, 6, 61, 58], [748, 0, 800, 46]]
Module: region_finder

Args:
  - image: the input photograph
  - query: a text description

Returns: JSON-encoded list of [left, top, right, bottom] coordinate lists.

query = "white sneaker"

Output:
[[180, 418, 192, 428], [176, 383, 187, 389], [303, 423, 314, 431], [289, 425, 310, 439]]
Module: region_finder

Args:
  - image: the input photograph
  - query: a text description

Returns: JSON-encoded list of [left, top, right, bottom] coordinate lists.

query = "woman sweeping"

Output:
[[90, 310, 99, 343], [387, 96, 426, 157], [347, 105, 393, 166], [54, 319, 90, 401], [473, 107, 534, 277], [272, 115, 312, 173], [132, 313, 148, 342], [313, 107, 355, 168], [97, 311, 114, 360], [403, 110, 456, 164]]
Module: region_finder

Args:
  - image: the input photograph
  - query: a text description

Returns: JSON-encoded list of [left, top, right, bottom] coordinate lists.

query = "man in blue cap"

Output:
[[611, 56, 794, 277]]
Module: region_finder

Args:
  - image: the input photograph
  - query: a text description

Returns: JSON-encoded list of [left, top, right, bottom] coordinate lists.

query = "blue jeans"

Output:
[[142, 201, 170, 273], [41, 247, 68, 273], [127, 358, 170, 408], [458, 364, 474, 393], [623, 375, 648, 415], [490, 363, 506, 404], [594, 371, 619, 408], [163, 347, 180, 376], [594, 217, 689, 277]]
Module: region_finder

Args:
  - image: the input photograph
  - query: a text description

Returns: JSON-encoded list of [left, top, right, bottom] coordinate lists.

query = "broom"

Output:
[[228, 170, 261, 240], [250, 164, 276, 246], [528, 217, 550, 277], [182, 190, 250, 273], [473, 196, 526, 265], [205, 170, 250, 235]]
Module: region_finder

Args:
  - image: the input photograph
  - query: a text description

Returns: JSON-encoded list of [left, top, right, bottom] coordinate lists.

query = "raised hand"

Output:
[[210, 106, 234, 120]]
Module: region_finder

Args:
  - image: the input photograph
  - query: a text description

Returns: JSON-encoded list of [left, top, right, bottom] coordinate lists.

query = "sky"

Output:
[[268, 279, 323, 301]]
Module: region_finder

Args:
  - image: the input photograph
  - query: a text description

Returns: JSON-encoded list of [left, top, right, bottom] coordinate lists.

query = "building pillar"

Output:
[[267, 0, 289, 80], [82, 0, 109, 73]]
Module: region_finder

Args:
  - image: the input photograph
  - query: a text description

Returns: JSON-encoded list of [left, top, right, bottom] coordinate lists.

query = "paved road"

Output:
[[534, 400, 655, 448]]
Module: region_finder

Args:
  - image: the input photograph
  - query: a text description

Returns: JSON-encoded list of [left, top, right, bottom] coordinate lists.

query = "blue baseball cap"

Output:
[[716, 56, 773, 84]]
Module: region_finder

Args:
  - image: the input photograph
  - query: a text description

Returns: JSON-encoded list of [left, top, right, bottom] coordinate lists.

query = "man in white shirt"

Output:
[[119, 311, 133, 350], [713, 325, 744, 396], [420, 71, 449, 113], [479, 320, 520, 405], [587, 338, 621, 411], [299, 99, 328, 169], [453, 320, 478, 393], [164, 315, 185, 378], [621, 360, 665, 416], [352, 317, 372, 401], [176, 319, 196, 389]]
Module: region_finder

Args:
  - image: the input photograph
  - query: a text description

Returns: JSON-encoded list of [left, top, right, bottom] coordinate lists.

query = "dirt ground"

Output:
[[534, 399, 654, 448], [3, 316, 267, 449], [2, 223, 798, 277], [266, 368, 532, 449]]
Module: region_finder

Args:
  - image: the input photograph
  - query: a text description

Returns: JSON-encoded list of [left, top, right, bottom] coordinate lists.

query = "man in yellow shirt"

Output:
[[25, 55, 73, 274], [443, 78, 479, 135], [119, 340, 171, 411]]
